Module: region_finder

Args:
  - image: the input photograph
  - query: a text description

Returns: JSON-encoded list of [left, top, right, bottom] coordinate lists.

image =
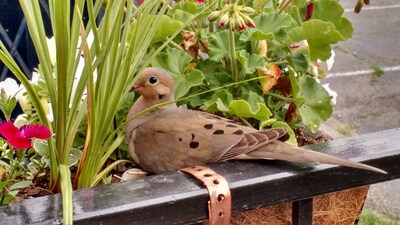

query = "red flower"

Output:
[[238, 24, 246, 31], [0, 121, 52, 149], [197, 0, 205, 3], [247, 21, 255, 28], [305, 3, 314, 21]]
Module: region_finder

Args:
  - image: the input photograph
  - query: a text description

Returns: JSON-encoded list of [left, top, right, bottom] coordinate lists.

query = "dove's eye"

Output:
[[147, 76, 159, 85]]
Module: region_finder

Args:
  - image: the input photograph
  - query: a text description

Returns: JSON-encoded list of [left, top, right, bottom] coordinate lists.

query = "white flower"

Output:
[[322, 83, 337, 105], [0, 78, 22, 98], [317, 50, 335, 71], [14, 114, 28, 128], [326, 50, 335, 70], [31, 71, 42, 84]]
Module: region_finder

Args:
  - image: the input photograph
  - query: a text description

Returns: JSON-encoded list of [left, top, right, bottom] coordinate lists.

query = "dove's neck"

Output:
[[127, 96, 177, 129]]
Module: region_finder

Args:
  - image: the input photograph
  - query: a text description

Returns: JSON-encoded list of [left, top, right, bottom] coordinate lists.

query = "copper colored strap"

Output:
[[180, 166, 232, 225]]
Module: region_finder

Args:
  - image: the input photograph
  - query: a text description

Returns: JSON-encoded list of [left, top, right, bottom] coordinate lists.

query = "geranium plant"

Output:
[[145, 0, 352, 143]]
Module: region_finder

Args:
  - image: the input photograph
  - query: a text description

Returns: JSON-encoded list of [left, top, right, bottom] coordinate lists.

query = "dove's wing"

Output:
[[130, 108, 286, 173]]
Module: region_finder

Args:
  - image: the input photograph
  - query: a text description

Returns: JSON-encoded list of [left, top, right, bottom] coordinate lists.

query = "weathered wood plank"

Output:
[[1, 128, 400, 225]]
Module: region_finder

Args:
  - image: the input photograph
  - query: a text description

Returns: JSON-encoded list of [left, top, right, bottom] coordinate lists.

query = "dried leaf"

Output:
[[181, 30, 201, 58], [257, 64, 281, 93], [285, 102, 300, 123]]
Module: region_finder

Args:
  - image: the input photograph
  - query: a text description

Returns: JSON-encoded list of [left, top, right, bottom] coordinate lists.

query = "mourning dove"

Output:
[[126, 67, 386, 174]]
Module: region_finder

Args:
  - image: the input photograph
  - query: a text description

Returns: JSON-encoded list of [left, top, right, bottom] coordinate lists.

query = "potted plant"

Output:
[[0, 0, 371, 223]]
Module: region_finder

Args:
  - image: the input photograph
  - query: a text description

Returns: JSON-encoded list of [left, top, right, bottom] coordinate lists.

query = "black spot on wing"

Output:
[[278, 132, 290, 142], [189, 141, 199, 149], [204, 124, 213, 129], [232, 129, 244, 135], [226, 124, 237, 128], [213, 129, 224, 135]]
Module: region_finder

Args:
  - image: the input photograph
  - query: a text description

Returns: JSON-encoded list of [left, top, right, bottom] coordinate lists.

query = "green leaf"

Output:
[[289, 46, 309, 72], [197, 61, 232, 88], [208, 30, 245, 62], [169, 9, 195, 23], [271, 122, 298, 146], [177, 69, 204, 99], [229, 100, 271, 121], [0, 180, 12, 190], [60, 165, 73, 225], [311, 0, 353, 40], [253, 0, 272, 9], [170, 1, 198, 15], [239, 29, 274, 42], [33, 139, 49, 157], [168, 1, 209, 23], [259, 119, 297, 145], [229, 91, 272, 121], [237, 50, 265, 74], [10, 180, 32, 191], [68, 148, 82, 167], [253, 12, 295, 45], [288, 20, 344, 61], [236, 50, 265, 74], [290, 0, 307, 8], [1, 194, 16, 205], [285, 5, 302, 26], [0, 93, 17, 121], [291, 74, 332, 132], [151, 48, 204, 99], [152, 15, 184, 43], [202, 89, 233, 112]]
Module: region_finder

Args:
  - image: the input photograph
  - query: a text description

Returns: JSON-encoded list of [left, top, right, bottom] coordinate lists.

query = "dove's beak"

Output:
[[131, 83, 144, 92]]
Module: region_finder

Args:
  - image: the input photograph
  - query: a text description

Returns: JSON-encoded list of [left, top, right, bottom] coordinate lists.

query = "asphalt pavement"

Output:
[[319, 0, 400, 216]]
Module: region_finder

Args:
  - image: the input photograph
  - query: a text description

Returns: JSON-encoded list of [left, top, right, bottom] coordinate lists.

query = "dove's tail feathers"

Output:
[[243, 141, 387, 174]]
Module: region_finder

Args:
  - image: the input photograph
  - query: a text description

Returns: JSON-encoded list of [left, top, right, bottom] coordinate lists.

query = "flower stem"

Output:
[[228, 27, 239, 83], [209, 0, 215, 33], [278, 0, 294, 14], [239, 116, 253, 128], [265, 92, 293, 102]]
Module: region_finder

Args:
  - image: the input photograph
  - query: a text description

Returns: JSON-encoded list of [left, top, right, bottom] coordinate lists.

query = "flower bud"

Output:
[[239, 6, 255, 14], [238, 12, 256, 29], [354, 0, 364, 13], [219, 13, 229, 27], [208, 10, 223, 22], [235, 13, 247, 31], [229, 17, 236, 31], [255, 40, 268, 56], [305, 3, 314, 20]]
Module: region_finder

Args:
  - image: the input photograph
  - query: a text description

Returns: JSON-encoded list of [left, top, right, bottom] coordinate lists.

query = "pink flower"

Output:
[[0, 121, 52, 149], [197, 0, 205, 3]]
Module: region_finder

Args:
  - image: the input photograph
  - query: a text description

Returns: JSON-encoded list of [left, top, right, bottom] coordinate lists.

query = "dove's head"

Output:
[[132, 67, 175, 103]]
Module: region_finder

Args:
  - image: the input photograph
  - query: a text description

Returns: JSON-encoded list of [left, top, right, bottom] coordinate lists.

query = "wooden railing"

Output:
[[0, 128, 399, 225]]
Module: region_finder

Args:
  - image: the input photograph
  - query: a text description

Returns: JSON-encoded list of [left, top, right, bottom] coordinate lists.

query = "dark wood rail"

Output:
[[1, 128, 399, 225]]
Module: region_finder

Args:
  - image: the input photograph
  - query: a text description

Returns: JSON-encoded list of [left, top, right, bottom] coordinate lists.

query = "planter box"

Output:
[[0, 128, 399, 225]]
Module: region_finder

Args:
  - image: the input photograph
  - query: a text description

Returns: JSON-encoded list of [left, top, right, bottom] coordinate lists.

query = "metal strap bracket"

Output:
[[180, 166, 232, 225]]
